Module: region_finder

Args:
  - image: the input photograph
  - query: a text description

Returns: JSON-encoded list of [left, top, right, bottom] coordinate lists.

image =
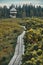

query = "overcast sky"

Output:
[[0, 0, 43, 7]]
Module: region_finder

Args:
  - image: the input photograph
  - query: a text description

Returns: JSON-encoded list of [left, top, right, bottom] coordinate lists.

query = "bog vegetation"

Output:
[[0, 18, 24, 65], [0, 18, 43, 65], [21, 18, 43, 65]]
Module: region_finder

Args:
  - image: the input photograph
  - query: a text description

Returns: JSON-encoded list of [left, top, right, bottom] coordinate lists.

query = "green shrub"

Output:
[[33, 44, 38, 51], [37, 49, 42, 56]]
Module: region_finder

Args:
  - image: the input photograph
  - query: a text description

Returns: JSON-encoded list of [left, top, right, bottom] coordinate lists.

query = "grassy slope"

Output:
[[0, 18, 24, 65], [22, 18, 43, 65]]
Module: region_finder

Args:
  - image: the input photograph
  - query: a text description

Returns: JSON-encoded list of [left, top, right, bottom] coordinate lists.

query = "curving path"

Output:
[[8, 26, 26, 65]]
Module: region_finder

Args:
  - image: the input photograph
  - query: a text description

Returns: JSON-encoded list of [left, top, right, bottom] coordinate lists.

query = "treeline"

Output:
[[0, 4, 43, 18]]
